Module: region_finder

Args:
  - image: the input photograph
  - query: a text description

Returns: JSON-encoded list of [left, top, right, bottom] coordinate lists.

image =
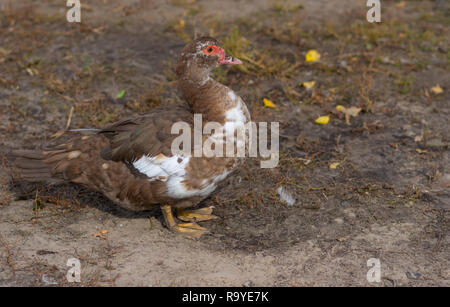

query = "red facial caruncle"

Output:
[[202, 45, 243, 65]]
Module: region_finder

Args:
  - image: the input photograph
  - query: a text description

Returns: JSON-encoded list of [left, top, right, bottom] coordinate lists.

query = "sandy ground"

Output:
[[0, 0, 449, 286], [1, 198, 448, 286]]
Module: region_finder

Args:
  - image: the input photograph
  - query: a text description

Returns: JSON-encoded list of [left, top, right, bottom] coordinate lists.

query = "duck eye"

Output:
[[203, 45, 216, 55]]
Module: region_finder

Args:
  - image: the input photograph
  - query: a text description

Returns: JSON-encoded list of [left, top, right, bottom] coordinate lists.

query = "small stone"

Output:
[[42, 274, 58, 286], [399, 57, 411, 64], [339, 60, 347, 68], [340, 201, 350, 207], [345, 211, 356, 218], [243, 280, 254, 287], [406, 272, 421, 279], [438, 173, 450, 187], [402, 124, 415, 137], [334, 218, 344, 224]]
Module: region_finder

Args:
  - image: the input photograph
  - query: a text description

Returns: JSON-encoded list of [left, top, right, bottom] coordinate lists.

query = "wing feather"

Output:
[[99, 105, 193, 163]]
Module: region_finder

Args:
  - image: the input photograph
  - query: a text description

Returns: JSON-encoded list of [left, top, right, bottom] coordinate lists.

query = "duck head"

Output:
[[176, 37, 242, 85]]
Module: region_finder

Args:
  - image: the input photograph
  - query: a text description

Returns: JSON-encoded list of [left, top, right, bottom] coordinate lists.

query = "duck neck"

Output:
[[178, 76, 231, 123]]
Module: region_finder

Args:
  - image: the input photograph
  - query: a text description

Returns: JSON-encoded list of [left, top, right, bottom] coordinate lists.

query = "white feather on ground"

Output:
[[276, 186, 295, 207]]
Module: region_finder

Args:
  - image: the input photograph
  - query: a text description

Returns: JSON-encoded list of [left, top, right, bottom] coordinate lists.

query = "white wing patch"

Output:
[[133, 154, 230, 199], [133, 154, 189, 181], [166, 169, 232, 199]]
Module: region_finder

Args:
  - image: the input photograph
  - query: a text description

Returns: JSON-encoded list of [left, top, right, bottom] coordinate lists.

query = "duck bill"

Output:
[[218, 48, 242, 65], [219, 55, 243, 65]]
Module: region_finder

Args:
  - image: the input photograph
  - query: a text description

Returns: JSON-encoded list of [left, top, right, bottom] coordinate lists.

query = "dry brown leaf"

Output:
[[344, 106, 362, 117], [337, 106, 362, 125], [93, 229, 108, 239]]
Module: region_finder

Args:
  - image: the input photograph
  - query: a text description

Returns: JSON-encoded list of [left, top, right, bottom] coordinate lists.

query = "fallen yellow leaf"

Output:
[[263, 98, 276, 108], [431, 84, 443, 95], [315, 115, 329, 124], [336, 105, 346, 112], [178, 19, 185, 29], [173, 19, 185, 31], [305, 50, 321, 62], [416, 148, 427, 154], [302, 81, 316, 89], [329, 162, 340, 169]]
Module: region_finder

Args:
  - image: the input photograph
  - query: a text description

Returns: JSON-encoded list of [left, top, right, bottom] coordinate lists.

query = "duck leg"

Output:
[[161, 205, 208, 238], [176, 206, 218, 222]]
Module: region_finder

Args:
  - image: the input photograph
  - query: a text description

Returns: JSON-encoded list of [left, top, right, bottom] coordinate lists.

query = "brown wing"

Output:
[[99, 105, 194, 162]]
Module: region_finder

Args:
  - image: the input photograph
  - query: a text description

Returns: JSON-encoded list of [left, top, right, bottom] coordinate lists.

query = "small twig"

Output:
[[336, 134, 342, 152], [51, 106, 74, 139], [64, 106, 75, 130], [54, 92, 75, 102]]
